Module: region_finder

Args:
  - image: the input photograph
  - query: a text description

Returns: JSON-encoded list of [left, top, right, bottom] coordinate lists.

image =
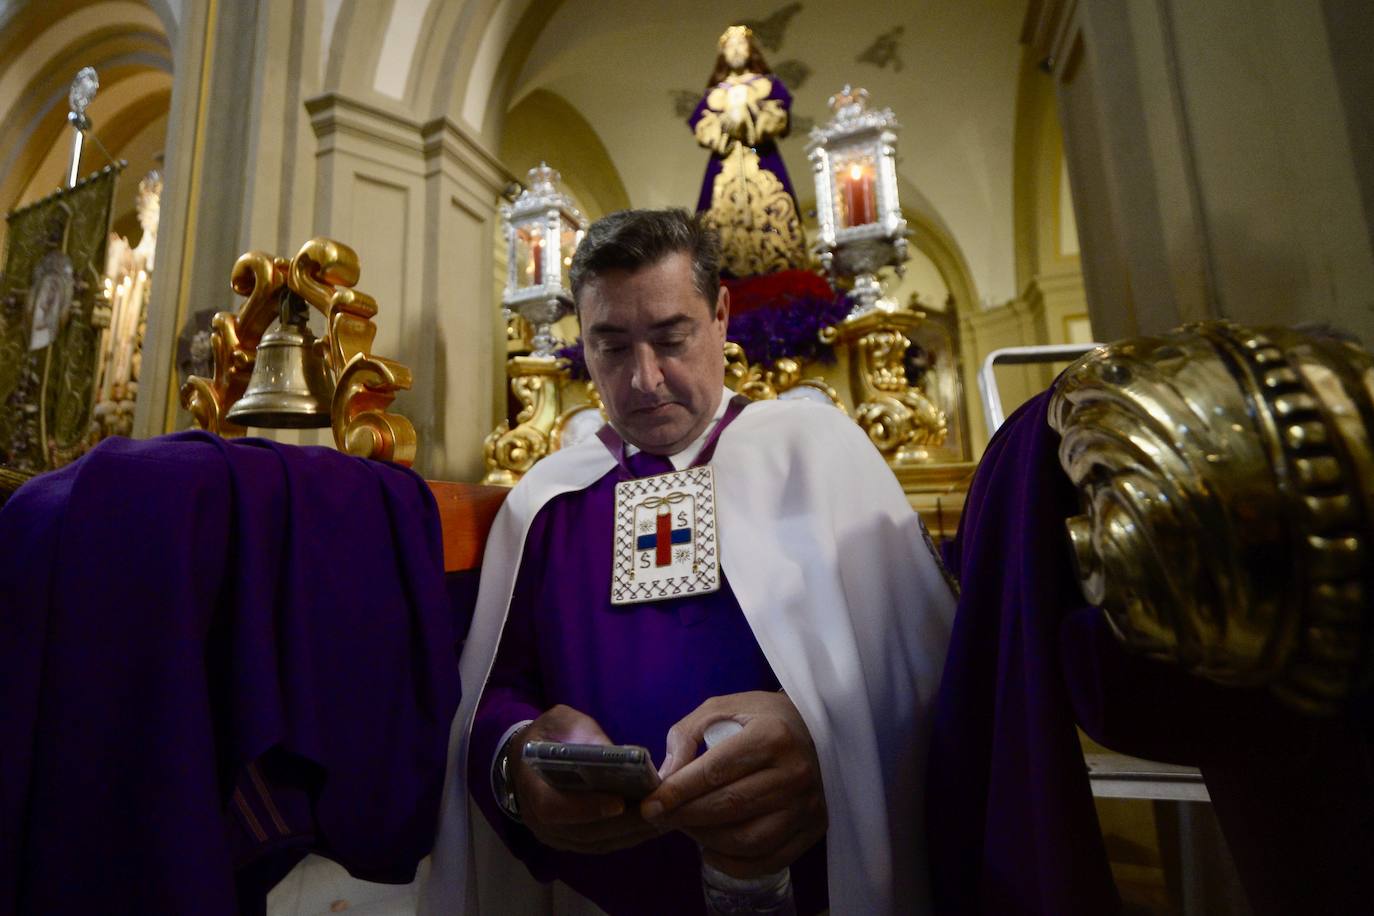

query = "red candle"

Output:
[[529, 236, 544, 286], [842, 163, 875, 227]]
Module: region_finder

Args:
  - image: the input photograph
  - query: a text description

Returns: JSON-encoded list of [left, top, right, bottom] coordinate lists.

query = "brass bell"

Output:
[[227, 292, 333, 428]]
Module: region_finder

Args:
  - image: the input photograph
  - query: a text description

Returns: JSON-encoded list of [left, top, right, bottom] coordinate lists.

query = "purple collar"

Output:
[[596, 395, 749, 479]]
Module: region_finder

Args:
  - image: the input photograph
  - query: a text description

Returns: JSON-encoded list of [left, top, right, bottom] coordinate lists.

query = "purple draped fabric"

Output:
[[689, 75, 800, 216], [469, 447, 827, 916], [0, 432, 460, 916], [926, 391, 1120, 915], [928, 390, 1374, 916]]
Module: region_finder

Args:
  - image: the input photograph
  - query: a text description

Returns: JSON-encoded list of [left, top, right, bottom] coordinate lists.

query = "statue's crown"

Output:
[[718, 25, 753, 48]]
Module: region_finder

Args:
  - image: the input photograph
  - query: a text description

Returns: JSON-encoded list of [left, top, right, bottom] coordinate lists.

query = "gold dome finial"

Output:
[[1049, 320, 1374, 714]]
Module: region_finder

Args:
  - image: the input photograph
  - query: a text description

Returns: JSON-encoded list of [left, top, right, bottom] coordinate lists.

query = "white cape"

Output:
[[421, 398, 955, 915]]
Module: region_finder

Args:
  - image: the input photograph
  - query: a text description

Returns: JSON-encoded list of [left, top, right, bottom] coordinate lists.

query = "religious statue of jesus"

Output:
[[689, 25, 808, 277]]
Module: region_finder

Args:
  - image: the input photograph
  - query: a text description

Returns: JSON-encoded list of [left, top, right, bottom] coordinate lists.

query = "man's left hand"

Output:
[[639, 691, 827, 878]]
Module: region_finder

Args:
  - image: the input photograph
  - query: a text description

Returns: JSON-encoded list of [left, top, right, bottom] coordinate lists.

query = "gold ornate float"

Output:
[[180, 237, 416, 465], [1050, 321, 1374, 714], [482, 300, 974, 541]]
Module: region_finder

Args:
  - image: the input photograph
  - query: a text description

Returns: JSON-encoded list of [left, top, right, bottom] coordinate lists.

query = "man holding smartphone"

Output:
[[423, 209, 955, 915]]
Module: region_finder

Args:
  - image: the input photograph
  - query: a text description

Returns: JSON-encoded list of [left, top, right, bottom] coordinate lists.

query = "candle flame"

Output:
[[849, 163, 864, 181]]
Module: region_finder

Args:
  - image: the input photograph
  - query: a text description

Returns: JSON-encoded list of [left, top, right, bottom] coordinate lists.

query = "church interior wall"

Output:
[[135, 0, 316, 439], [18, 0, 1371, 469], [499, 87, 630, 221], [88, 91, 169, 235], [1321, 0, 1374, 276], [1029, 0, 1374, 345], [1164, 0, 1374, 335], [0, 0, 172, 254], [16, 0, 1370, 477], [16, 75, 170, 241], [3, 0, 1082, 478], [506, 0, 1025, 307]]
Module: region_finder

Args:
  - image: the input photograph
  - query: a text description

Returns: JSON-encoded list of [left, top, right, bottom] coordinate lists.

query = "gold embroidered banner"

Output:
[[0, 164, 122, 472]]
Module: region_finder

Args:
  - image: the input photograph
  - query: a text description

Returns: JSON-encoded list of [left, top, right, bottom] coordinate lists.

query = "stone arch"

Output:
[[501, 89, 629, 220], [907, 204, 980, 319], [0, 1, 172, 250], [406, 0, 496, 118], [323, 0, 397, 100], [143, 0, 179, 42], [324, 0, 566, 142], [410, 0, 566, 143], [889, 174, 979, 314]]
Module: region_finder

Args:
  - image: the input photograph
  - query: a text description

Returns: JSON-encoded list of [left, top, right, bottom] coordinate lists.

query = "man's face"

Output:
[[578, 251, 728, 455]]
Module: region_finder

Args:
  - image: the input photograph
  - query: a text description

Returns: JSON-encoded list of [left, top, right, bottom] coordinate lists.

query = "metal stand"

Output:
[[65, 67, 99, 188]]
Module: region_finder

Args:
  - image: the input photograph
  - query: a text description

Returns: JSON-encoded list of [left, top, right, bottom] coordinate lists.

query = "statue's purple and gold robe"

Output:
[[689, 74, 808, 276]]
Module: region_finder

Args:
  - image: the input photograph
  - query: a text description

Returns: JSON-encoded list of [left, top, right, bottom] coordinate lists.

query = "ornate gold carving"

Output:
[[0, 466, 35, 509], [507, 313, 533, 354], [180, 252, 285, 437], [723, 340, 751, 389], [822, 310, 947, 462], [483, 356, 570, 486], [549, 382, 606, 452], [723, 341, 846, 410], [332, 355, 415, 466], [180, 238, 416, 465], [1049, 321, 1374, 714], [703, 142, 808, 277]]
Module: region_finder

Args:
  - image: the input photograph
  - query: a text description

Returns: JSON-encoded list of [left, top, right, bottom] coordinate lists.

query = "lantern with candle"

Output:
[[500, 162, 586, 357], [806, 86, 908, 318]]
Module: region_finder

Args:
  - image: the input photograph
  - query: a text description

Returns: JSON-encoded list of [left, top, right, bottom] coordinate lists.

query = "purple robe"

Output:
[[0, 432, 460, 915], [690, 75, 800, 214], [927, 390, 1374, 915], [469, 445, 827, 916]]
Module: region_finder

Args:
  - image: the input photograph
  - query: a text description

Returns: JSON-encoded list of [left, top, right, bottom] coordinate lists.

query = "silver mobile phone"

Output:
[[522, 740, 662, 800]]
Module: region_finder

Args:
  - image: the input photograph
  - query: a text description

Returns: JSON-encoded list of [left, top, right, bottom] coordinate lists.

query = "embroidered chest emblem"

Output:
[[612, 465, 720, 604]]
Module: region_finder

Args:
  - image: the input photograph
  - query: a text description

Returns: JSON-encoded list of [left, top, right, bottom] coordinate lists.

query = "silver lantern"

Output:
[[806, 86, 908, 318], [500, 163, 586, 358]]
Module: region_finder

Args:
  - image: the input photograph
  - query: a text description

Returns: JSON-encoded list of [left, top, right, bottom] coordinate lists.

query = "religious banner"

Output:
[[0, 163, 122, 473]]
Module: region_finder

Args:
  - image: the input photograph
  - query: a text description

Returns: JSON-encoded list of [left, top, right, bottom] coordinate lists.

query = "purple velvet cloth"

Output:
[[0, 431, 460, 916], [926, 391, 1119, 916], [928, 390, 1374, 916], [469, 448, 827, 916], [689, 75, 800, 217]]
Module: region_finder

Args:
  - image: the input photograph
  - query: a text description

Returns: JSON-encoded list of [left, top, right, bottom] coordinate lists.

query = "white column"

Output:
[[1026, 0, 1374, 343], [308, 92, 509, 480]]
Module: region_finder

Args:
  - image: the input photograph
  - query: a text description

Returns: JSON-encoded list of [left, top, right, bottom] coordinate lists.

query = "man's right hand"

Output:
[[510, 704, 664, 854]]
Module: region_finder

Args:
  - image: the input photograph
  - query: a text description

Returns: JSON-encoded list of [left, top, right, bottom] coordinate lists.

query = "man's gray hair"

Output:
[[569, 208, 721, 308]]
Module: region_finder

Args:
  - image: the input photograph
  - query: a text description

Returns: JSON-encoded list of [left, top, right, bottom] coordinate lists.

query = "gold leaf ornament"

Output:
[[180, 237, 416, 465]]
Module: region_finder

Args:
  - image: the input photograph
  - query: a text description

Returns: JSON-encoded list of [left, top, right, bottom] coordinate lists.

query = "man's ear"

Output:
[[714, 284, 730, 330]]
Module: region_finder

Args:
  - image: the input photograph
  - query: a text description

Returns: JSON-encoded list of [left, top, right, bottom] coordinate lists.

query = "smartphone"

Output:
[[522, 740, 662, 800]]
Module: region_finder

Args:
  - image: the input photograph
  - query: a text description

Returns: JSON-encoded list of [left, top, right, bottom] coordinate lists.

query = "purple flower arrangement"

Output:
[[556, 269, 850, 379]]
